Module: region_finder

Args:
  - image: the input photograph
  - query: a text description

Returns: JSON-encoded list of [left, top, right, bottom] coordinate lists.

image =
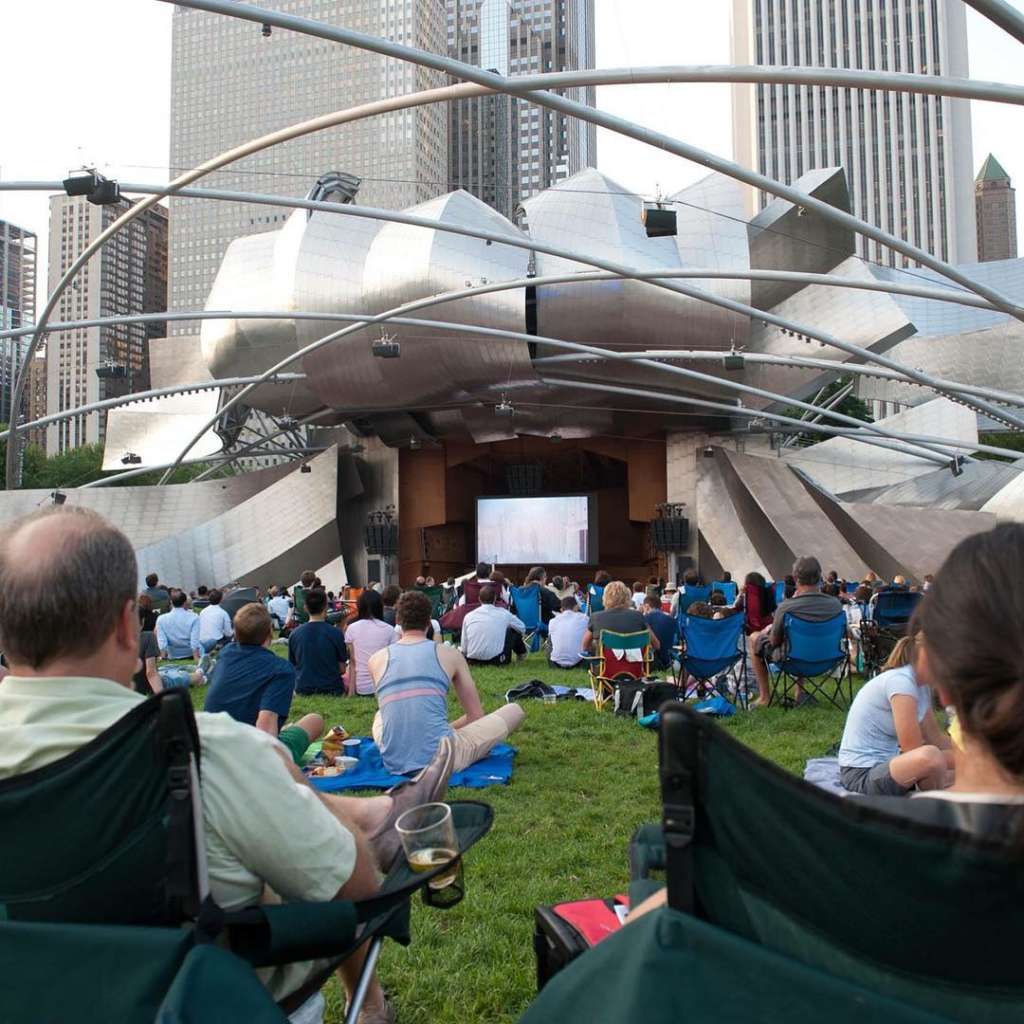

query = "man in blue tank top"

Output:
[[368, 590, 525, 776]]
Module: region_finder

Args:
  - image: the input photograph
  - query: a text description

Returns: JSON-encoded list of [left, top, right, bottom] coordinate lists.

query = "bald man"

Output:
[[0, 506, 454, 1024]]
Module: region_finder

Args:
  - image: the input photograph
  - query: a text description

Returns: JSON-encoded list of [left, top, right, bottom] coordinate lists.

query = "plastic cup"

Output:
[[543, 693, 558, 708], [342, 737, 361, 760], [395, 802, 464, 909]]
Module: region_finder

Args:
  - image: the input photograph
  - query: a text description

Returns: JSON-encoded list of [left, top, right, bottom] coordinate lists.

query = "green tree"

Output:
[[780, 377, 873, 446], [975, 431, 1024, 463]]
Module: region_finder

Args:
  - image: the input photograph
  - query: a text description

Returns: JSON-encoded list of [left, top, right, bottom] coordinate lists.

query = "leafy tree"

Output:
[[975, 431, 1024, 463], [780, 377, 873, 446]]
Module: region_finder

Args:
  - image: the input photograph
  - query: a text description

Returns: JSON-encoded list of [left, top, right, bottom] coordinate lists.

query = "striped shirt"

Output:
[[376, 639, 453, 775]]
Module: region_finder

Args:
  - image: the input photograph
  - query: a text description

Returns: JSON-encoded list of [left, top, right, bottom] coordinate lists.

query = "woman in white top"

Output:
[[904, 523, 1024, 833], [343, 590, 396, 696]]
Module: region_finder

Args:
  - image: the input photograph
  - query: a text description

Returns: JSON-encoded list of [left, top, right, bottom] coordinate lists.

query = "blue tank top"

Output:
[[376, 640, 452, 775]]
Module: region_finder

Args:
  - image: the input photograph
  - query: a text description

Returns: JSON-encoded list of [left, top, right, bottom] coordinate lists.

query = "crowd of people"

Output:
[[2, 504, 1022, 1022]]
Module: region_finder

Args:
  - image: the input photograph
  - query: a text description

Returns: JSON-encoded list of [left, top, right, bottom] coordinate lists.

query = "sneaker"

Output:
[[369, 736, 456, 871], [347, 997, 395, 1024]]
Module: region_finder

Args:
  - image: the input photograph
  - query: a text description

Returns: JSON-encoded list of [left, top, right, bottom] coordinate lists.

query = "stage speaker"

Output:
[[365, 522, 398, 556], [651, 516, 689, 552]]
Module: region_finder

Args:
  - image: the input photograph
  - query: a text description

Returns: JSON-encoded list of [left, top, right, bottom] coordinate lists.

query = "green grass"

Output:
[[188, 651, 853, 1023]]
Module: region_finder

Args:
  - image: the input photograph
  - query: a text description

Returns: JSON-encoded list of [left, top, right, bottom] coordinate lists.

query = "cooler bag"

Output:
[[534, 897, 628, 989]]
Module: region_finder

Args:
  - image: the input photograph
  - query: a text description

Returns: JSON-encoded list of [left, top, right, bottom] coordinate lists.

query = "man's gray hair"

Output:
[[793, 555, 823, 587], [0, 506, 138, 668]]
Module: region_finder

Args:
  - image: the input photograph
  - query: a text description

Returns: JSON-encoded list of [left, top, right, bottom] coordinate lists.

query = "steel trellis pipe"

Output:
[[962, 0, 1024, 46], [169, 0, 1024, 334], [6, 311, 1024, 459]]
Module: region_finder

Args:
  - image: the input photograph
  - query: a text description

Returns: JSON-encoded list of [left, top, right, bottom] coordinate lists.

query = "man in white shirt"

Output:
[[460, 584, 527, 665], [267, 587, 291, 631], [197, 587, 233, 653], [547, 596, 590, 668], [0, 506, 455, 1023]]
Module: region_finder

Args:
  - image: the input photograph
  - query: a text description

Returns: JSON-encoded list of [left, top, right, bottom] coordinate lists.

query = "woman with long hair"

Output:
[[343, 589, 396, 696]]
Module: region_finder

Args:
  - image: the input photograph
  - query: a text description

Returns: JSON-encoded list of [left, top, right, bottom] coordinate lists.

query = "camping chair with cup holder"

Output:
[[521, 701, 1023, 1023], [584, 582, 605, 615], [710, 580, 738, 605], [588, 629, 652, 711], [860, 589, 923, 679], [675, 612, 748, 707], [510, 584, 548, 653], [764, 611, 853, 710], [676, 584, 712, 616], [0, 688, 493, 1024]]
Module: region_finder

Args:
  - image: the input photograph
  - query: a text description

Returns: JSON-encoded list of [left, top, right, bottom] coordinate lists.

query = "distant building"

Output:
[[975, 154, 1017, 263], [731, 0, 977, 266], [447, 0, 596, 219], [168, 1, 448, 327], [25, 351, 47, 451], [0, 220, 36, 427], [45, 195, 168, 454]]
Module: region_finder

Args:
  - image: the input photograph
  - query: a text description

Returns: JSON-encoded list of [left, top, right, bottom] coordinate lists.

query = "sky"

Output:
[[2, 0, 1024, 291]]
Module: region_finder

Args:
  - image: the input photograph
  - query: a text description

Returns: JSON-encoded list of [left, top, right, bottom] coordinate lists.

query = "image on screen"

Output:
[[477, 495, 595, 565]]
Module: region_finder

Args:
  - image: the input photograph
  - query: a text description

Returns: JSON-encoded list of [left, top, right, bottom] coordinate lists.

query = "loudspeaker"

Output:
[[651, 517, 689, 552]]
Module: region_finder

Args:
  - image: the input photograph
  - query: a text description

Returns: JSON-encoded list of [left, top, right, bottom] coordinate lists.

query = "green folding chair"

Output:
[[521, 702, 1024, 1023], [0, 689, 493, 1023]]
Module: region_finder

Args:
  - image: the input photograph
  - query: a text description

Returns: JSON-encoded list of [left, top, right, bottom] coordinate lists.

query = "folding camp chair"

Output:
[[521, 703, 1018, 1023], [676, 613, 748, 706], [588, 629, 652, 710], [861, 589, 923, 679], [415, 585, 446, 620], [765, 611, 852, 710], [741, 580, 775, 634], [710, 580, 738, 604], [510, 584, 547, 652], [676, 584, 711, 615], [0, 689, 493, 1024], [769, 580, 787, 604]]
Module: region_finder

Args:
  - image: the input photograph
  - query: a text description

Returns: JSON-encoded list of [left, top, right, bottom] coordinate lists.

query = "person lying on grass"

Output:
[[369, 589, 525, 777], [837, 632, 953, 797]]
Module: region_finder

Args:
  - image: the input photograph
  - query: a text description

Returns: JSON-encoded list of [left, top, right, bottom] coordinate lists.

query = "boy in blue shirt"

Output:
[[643, 594, 678, 672], [205, 601, 323, 764]]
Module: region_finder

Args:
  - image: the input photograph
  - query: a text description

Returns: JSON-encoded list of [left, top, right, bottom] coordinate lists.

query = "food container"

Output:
[[342, 737, 361, 760], [335, 756, 360, 774]]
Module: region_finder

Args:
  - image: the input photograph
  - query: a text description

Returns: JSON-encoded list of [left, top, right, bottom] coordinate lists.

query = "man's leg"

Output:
[[450, 704, 525, 773], [502, 627, 527, 664], [749, 627, 773, 707]]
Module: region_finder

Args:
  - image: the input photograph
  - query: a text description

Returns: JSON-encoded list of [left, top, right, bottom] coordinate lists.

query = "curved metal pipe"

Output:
[[962, 0, 1024, 46], [172, 0, 1024, 332]]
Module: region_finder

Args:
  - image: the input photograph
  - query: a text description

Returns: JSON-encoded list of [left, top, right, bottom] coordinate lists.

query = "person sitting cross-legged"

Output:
[[197, 587, 233, 656], [460, 584, 528, 666], [547, 595, 590, 669], [288, 587, 348, 696], [155, 589, 201, 663], [205, 601, 324, 765], [0, 506, 456, 1024], [371, 590, 526, 776]]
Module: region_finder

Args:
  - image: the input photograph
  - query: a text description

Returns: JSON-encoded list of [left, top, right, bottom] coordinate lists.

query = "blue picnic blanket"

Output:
[[307, 738, 516, 792]]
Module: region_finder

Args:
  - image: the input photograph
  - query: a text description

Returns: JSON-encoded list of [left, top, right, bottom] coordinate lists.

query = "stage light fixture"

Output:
[[262, 22, 272, 36], [495, 394, 514, 418], [723, 353, 745, 371], [121, 452, 142, 465], [702, 446, 715, 458], [300, 463, 312, 473], [51, 491, 67, 506], [641, 201, 677, 238], [550, 432, 563, 442], [408, 436, 421, 450], [372, 335, 401, 359]]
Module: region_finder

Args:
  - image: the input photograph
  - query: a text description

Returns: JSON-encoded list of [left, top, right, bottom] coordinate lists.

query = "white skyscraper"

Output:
[[447, 0, 597, 219], [731, 0, 977, 266], [168, 2, 449, 326]]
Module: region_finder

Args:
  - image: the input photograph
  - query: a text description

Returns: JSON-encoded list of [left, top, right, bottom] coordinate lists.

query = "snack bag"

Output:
[[321, 724, 348, 761]]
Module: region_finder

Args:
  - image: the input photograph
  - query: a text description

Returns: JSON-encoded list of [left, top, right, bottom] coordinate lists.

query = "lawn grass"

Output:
[[188, 650, 853, 1023]]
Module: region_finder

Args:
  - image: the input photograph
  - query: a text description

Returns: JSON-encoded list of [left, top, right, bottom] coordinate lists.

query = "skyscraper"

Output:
[[975, 153, 1017, 263], [45, 195, 168, 454], [731, 0, 977, 266], [447, 0, 596, 219], [0, 220, 36, 427], [168, 2, 449, 326]]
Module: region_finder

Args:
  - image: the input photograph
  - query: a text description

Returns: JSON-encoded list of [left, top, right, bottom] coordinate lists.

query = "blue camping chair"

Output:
[[844, 581, 860, 595], [677, 585, 712, 616], [766, 611, 852, 710], [860, 589, 923, 678], [676, 613, 748, 707], [585, 583, 605, 615], [711, 581, 738, 605], [510, 584, 547, 653], [769, 581, 787, 604]]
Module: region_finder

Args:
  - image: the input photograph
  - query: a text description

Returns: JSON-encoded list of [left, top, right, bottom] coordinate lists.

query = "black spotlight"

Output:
[[723, 353, 745, 371], [702, 446, 715, 459], [641, 202, 677, 238], [495, 397, 514, 418], [121, 452, 142, 465], [372, 336, 401, 359], [300, 463, 312, 474], [51, 490, 67, 506], [261, 22, 272, 36]]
